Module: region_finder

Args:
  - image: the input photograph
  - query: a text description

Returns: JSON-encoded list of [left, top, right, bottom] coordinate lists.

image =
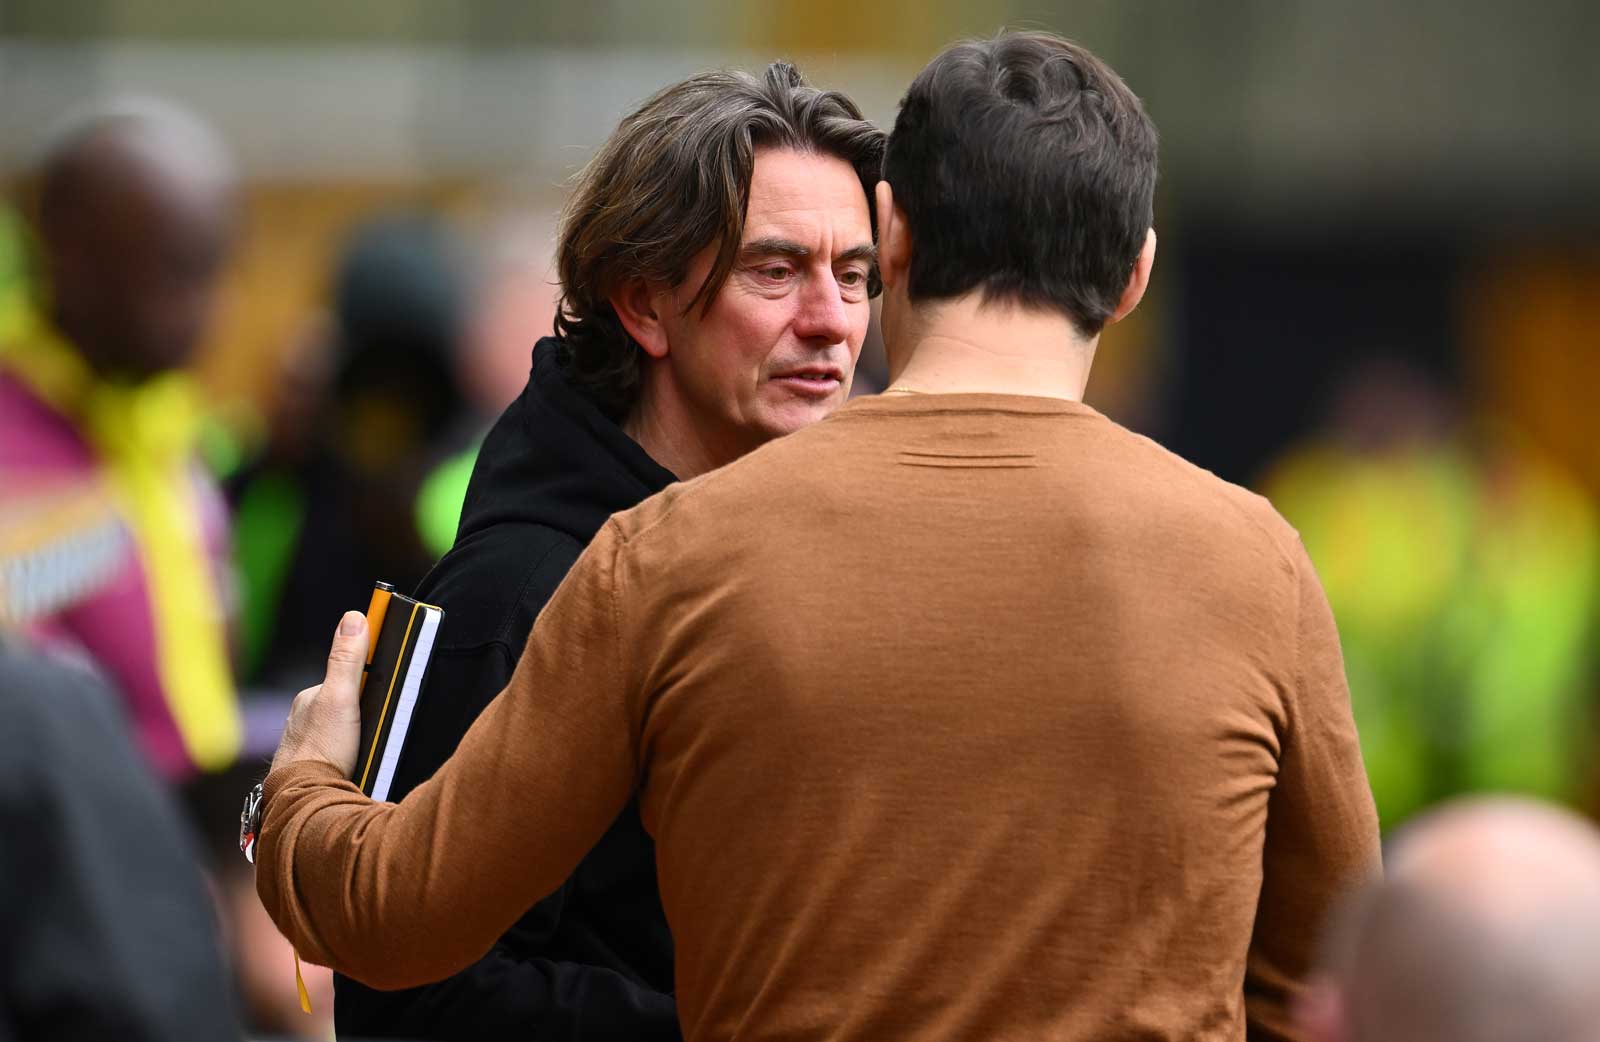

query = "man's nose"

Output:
[[792, 271, 852, 345]]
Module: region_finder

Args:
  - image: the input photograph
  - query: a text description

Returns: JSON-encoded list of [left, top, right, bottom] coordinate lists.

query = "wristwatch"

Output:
[[239, 780, 265, 864]]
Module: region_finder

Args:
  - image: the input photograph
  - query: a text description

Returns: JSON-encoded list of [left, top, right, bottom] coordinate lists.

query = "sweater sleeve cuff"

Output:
[[263, 758, 351, 813]]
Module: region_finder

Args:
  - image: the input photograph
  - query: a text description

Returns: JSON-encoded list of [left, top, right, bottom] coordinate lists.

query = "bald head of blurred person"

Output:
[[32, 98, 236, 381], [1299, 797, 1600, 1042]]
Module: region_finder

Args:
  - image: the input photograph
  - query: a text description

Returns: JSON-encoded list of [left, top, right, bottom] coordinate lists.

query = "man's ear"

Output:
[[609, 280, 672, 360], [875, 181, 911, 293], [1107, 227, 1157, 326]]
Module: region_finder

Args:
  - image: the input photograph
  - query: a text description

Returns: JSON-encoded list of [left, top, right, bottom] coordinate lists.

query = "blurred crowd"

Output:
[[1, 84, 1597, 1042], [0, 100, 556, 1039]]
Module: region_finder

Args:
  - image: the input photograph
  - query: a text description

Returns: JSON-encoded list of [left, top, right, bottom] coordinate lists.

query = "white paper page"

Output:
[[370, 607, 441, 803]]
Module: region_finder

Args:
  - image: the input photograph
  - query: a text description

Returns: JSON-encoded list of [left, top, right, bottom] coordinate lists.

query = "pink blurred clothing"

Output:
[[0, 372, 232, 781]]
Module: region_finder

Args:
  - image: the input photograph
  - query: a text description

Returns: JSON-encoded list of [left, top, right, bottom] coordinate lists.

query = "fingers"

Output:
[[323, 610, 369, 692]]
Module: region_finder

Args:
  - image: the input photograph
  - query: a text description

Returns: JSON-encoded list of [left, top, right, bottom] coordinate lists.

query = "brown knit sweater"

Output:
[[258, 393, 1379, 1042]]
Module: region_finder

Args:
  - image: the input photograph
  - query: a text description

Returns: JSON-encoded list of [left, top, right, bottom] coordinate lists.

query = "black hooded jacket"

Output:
[[334, 338, 680, 1041]]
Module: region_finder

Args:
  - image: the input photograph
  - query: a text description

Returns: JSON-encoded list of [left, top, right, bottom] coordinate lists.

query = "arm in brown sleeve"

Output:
[[1244, 539, 1382, 1041], [255, 521, 642, 991]]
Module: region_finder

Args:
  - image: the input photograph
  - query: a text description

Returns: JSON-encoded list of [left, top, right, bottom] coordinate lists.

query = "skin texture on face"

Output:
[[621, 148, 874, 477]]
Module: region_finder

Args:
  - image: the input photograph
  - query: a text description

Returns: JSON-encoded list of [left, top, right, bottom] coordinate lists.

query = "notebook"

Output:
[[354, 581, 445, 802]]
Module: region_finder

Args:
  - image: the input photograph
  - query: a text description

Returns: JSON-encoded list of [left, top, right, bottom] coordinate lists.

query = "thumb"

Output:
[[323, 610, 369, 693]]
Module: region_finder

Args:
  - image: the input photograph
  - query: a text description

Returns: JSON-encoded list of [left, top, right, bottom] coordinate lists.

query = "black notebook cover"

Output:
[[355, 590, 444, 802]]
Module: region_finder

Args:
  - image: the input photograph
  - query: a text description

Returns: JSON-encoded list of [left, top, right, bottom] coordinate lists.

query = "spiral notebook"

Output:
[[354, 582, 445, 802]]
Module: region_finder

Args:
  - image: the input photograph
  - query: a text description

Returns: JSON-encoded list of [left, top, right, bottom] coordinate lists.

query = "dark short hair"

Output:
[[883, 32, 1158, 337], [555, 63, 885, 419]]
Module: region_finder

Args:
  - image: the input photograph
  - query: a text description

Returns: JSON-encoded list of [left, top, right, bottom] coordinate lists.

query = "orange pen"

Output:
[[360, 580, 395, 695]]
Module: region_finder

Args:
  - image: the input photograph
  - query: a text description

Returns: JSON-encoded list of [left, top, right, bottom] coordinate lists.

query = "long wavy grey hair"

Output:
[[553, 62, 884, 420]]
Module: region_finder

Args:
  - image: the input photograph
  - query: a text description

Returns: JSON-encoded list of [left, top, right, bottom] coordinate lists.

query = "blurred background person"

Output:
[[1264, 358, 1600, 828], [410, 213, 563, 559], [1296, 796, 1600, 1042], [0, 97, 241, 783], [229, 212, 475, 690], [0, 489, 239, 1042]]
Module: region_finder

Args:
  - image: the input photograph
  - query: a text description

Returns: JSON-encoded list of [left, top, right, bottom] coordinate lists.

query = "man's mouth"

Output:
[[770, 366, 845, 398]]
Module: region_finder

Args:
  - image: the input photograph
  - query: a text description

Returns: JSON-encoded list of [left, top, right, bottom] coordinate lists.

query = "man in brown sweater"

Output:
[[257, 31, 1380, 1042]]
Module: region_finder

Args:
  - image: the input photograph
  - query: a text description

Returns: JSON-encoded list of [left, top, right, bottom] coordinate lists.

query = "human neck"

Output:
[[885, 295, 1097, 402], [621, 373, 745, 482]]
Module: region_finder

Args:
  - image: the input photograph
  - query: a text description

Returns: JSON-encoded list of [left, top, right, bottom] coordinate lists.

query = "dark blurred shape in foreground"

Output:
[[0, 642, 238, 1041]]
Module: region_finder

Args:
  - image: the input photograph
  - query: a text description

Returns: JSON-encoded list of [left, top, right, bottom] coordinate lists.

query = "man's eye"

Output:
[[838, 269, 866, 287], [759, 266, 795, 281]]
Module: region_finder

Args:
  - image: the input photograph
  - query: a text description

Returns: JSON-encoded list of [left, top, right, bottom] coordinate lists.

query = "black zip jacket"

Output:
[[333, 338, 679, 1041]]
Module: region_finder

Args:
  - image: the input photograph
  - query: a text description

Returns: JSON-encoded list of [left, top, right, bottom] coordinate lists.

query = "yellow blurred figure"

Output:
[[1266, 363, 1599, 828]]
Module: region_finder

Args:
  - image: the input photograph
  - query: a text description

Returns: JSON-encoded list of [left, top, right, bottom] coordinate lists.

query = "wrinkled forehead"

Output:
[[741, 147, 873, 252]]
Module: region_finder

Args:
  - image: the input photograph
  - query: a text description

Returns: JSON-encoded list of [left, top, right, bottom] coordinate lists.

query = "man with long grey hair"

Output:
[[324, 62, 884, 1040]]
